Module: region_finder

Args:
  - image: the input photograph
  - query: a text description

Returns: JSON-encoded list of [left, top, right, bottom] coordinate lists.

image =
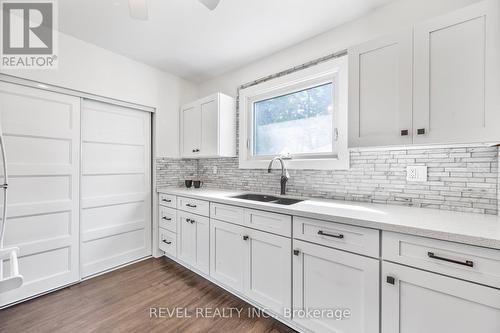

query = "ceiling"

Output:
[[59, 0, 398, 82]]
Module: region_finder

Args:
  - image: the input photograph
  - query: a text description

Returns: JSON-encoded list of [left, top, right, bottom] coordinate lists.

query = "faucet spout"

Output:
[[268, 157, 290, 195]]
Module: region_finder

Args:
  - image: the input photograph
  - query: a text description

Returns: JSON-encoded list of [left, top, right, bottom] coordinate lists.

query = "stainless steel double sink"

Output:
[[231, 193, 303, 205]]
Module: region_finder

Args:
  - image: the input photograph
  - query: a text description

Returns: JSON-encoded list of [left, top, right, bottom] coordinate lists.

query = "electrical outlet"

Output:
[[406, 166, 427, 182]]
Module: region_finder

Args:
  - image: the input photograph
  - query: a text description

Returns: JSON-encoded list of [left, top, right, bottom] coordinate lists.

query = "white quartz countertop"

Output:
[[157, 187, 500, 250]]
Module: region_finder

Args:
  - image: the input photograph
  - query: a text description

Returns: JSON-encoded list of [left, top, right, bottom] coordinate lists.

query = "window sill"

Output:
[[239, 154, 350, 170]]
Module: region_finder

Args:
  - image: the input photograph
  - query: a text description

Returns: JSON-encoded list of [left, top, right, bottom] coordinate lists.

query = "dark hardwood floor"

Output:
[[0, 257, 296, 333]]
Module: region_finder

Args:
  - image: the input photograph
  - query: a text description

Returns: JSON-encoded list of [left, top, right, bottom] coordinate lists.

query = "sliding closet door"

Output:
[[0, 82, 80, 307], [81, 100, 151, 277]]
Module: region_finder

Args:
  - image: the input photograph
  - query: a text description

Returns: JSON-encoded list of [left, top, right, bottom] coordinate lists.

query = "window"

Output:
[[239, 57, 349, 170], [253, 82, 334, 157]]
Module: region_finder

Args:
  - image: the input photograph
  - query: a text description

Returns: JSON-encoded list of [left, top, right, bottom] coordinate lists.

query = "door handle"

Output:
[[243, 235, 249, 241], [318, 230, 344, 239], [293, 249, 300, 256], [427, 252, 473, 267]]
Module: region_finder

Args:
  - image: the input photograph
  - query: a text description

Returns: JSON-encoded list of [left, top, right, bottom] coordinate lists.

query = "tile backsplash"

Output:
[[156, 146, 499, 215]]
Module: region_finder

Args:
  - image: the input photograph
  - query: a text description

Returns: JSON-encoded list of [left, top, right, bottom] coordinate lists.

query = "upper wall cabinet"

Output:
[[348, 31, 413, 147], [349, 0, 500, 147], [180, 93, 236, 158], [413, 0, 500, 144]]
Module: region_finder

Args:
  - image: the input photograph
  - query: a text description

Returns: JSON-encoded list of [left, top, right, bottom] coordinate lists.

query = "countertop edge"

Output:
[[157, 187, 500, 250]]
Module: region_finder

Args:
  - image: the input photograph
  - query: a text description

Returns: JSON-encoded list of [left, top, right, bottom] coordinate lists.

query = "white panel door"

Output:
[[382, 262, 500, 333], [243, 228, 291, 316], [413, 0, 500, 144], [349, 31, 413, 147], [81, 100, 151, 278], [0, 82, 80, 307], [210, 219, 246, 292], [200, 97, 218, 156], [293, 240, 379, 333], [180, 104, 201, 158]]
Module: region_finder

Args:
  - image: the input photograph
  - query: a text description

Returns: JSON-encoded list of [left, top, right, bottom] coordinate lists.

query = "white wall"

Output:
[[0, 32, 198, 157], [198, 0, 481, 97]]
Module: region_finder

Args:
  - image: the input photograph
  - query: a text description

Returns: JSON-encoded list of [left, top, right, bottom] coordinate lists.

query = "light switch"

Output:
[[407, 166, 427, 182]]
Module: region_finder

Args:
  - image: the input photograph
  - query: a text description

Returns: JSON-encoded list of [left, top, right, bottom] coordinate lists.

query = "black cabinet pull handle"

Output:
[[417, 128, 426, 135], [162, 198, 171, 203], [162, 216, 172, 221], [386, 276, 396, 285], [162, 239, 172, 245], [243, 235, 249, 241], [318, 230, 344, 239], [186, 218, 192, 223], [192, 149, 200, 153], [400, 129, 409, 136], [293, 249, 300, 256], [186, 203, 197, 208], [427, 252, 473, 267]]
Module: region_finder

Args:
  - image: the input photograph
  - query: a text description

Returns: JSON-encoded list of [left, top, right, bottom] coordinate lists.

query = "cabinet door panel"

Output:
[[200, 98, 218, 156], [413, 1, 500, 143], [349, 31, 412, 147], [194, 215, 210, 275], [210, 219, 245, 292], [243, 229, 291, 315], [293, 240, 379, 333], [181, 105, 201, 157], [382, 262, 500, 333], [177, 211, 196, 264]]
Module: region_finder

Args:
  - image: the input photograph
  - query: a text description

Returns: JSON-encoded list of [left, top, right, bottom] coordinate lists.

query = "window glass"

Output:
[[253, 82, 333, 156]]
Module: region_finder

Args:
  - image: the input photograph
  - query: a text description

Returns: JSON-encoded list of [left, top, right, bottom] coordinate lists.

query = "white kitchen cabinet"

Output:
[[180, 93, 236, 158], [210, 218, 292, 314], [413, 0, 500, 144], [210, 219, 246, 291], [243, 228, 291, 315], [292, 240, 379, 333], [349, 30, 413, 147], [177, 211, 210, 274], [382, 261, 500, 333]]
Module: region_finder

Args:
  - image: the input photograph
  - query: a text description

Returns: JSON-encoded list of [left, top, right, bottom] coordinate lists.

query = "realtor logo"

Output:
[[1, 0, 58, 69]]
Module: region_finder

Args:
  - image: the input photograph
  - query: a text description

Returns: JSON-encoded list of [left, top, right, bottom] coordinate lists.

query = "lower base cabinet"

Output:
[[382, 262, 500, 333], [177, 211, 210, 275], [292, 240, 380, 333], [210, 219, 292, 315]]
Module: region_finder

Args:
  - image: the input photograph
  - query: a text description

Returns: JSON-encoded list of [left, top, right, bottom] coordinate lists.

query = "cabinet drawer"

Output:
[[383, 232, 500, 289], [159, 193, 176, 208], [177, 196, 210, 216], [293, 217, 380, 257], [210, 203, 244, 225], [159, 206, 177, 232], [159, 228, 176, 257], [245, 209, 291, 237]]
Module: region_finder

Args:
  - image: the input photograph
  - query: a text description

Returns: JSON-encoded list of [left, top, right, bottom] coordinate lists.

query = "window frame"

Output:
[[238, 57, 349, 170]]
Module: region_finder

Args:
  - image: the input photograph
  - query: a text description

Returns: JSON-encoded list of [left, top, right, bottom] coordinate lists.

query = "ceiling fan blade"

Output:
[[129, 0, 148, 20], [198, 0, 221, 11]]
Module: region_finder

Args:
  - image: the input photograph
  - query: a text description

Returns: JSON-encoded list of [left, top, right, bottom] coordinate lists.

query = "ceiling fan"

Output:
[[128, 0, 221, 20]]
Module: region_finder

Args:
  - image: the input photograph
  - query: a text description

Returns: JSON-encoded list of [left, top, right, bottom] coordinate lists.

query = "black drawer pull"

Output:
[[243, 235, 249, 241], [186, 203, 197, 208], [318, 230, 344, 239], [162, 216, 172, 221], [162, 198, 172, 203], [293, 249, 300, 256], [162, 240, 172, 245], [427, 252, 474, 267]]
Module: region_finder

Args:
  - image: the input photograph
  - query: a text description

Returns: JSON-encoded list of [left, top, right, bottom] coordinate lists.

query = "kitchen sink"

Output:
[[231, 194, 303, 205]]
